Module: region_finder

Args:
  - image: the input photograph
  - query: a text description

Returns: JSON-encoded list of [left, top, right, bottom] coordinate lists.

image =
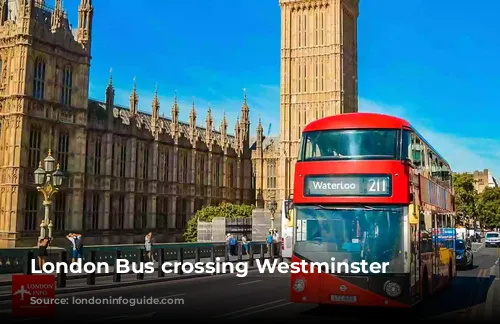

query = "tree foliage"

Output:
[[477, 187, 500, 228], [183, 202, 254, 242], [452, 173, 479, 225]]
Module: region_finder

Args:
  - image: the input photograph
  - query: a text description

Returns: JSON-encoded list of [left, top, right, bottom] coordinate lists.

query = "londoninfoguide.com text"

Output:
[[31, 258, 390, 276]]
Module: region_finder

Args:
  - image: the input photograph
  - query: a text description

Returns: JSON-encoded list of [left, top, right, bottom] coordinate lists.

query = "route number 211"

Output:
[[368, 178, 387, 192]]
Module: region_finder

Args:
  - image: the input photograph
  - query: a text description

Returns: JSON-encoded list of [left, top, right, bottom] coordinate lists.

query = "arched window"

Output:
[[33, 58, 46, 99], [61, 65, 72, 105], [267, 160, 276, 189]]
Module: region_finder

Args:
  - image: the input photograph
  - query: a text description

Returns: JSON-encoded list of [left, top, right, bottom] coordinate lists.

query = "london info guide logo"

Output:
[[11, 275, 55, 317]]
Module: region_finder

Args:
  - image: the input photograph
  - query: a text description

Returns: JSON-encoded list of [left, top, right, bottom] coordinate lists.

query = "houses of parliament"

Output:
[[0, 0, 359, 247], [0, 0, 254, 247]]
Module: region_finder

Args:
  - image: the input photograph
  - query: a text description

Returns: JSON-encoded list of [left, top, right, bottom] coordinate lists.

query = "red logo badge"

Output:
[[12, 275, 55, 317]]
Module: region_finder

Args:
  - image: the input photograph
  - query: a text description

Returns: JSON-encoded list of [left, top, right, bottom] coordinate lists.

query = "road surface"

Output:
[[0, 244, 497, 321]]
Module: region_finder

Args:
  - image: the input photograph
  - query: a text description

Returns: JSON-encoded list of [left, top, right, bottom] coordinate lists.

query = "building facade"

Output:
[[0, 0, 253, 247], [252, 0, 360, 206], [472, 169, 498, 194]]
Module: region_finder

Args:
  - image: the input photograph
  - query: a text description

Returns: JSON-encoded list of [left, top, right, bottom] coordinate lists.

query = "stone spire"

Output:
[[51, 0, 64, 32], [129, 76, 138, 115], [152, 84, 159, 120], [234, 115, 240, 150], [170, 92, 179, 138], [220, 110, 227, 148], [105, 68, 114, 110], [171, 91, 179, 124], [77, 0, 93, 50], [205, 104, 213, 144], [150, 84, 160, 136], [256, 115, 263, 150], [189, 97, 197, 141], [189, 97, 196, 127], [241, 88, 249, 124]]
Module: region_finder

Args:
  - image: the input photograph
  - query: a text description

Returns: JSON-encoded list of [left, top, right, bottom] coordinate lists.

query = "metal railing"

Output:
[[0, 241, 282, 276]]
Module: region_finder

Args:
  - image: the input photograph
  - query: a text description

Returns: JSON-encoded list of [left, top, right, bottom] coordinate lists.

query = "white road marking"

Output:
[[230, 301, 294, 318], [91, 312, 156, 323], [214, 299, 286, 318], [90, 315, 129, 322], [113, 312, 155, 322], [238, 280, 262, 286], [156, 293, 186, 299]]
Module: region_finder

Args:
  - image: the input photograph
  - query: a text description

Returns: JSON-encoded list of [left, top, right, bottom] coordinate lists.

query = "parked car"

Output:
[[485, 232, 500, 247], [455, 239, 473, 269]]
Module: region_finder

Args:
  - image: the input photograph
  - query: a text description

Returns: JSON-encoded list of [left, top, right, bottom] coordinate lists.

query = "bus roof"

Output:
[[302, 112, 450, 167]]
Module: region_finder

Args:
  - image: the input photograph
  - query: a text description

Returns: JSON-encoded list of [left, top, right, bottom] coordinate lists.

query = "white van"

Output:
[[485, 232, 500, 247]]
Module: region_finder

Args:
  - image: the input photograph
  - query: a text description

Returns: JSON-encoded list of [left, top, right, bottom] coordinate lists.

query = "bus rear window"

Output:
[[299, 129, 398, 161]]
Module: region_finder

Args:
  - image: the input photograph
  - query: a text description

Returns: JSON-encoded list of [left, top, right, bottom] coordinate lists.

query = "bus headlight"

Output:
[[383, 280, 402, 297], [293, 279, 305, 293]]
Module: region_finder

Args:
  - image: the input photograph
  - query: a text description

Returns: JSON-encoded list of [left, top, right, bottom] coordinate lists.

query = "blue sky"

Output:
[[63, 1, 500, 177]]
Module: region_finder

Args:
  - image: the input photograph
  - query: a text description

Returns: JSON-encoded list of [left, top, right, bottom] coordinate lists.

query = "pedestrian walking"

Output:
[[226, 233, 231, 257], [241, 235, 249, 255], [229, 234, 237, 256], [67, 233, 83, 263], [267, 230, 273, 255], [273, 229, 280, 255], [145, 232, 155, 262]]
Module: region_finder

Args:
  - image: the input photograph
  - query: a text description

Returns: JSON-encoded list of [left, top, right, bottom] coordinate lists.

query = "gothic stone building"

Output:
[[252, 0, 359, 206], [0, 0, 253, 248]]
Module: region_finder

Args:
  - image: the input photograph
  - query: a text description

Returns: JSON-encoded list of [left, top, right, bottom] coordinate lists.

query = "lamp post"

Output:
[[34, 150, 64, 240], [267, 199, 277, 231]]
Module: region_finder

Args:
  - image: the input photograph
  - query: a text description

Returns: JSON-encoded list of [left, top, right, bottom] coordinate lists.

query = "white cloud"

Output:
[[359, 98, 500, 177]]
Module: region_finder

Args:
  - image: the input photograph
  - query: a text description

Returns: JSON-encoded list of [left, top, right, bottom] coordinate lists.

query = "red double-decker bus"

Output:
[[290, 112, 456, 308]]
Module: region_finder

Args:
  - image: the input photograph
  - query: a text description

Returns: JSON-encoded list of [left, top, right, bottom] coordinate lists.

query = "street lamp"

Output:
[[34, 150, 64, 240], [267, 199, 277, 231]]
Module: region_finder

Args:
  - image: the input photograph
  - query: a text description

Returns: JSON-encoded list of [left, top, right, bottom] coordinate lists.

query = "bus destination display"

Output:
[[304, 175, 391, 196]]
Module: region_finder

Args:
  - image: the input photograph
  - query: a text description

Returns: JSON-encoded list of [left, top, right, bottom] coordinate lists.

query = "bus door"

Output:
[[431, 211, 440, 291]]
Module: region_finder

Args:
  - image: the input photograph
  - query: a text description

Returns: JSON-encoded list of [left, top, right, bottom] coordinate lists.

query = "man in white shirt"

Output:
[[66, 233, 83, 262], [272, 229, 280, 255]]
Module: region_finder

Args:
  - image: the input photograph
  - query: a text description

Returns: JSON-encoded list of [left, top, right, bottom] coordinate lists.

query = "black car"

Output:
[[455, 239, 473, 269]]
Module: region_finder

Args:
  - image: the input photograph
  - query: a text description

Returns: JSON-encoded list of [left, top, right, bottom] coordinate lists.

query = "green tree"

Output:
[[183, 202, 254, 242], [477, 187, 500, 228], [452, 173, 479, 225]]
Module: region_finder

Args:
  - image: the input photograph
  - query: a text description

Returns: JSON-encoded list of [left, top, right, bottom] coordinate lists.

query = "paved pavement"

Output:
[[0, 244, 498, 321]]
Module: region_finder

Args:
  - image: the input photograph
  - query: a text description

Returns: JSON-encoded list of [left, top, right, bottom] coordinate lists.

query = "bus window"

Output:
[[411, 135, 424, 167], [301, 129, 398, 161], [419, 211, 426, 231], [402, 130, 411, 161]]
